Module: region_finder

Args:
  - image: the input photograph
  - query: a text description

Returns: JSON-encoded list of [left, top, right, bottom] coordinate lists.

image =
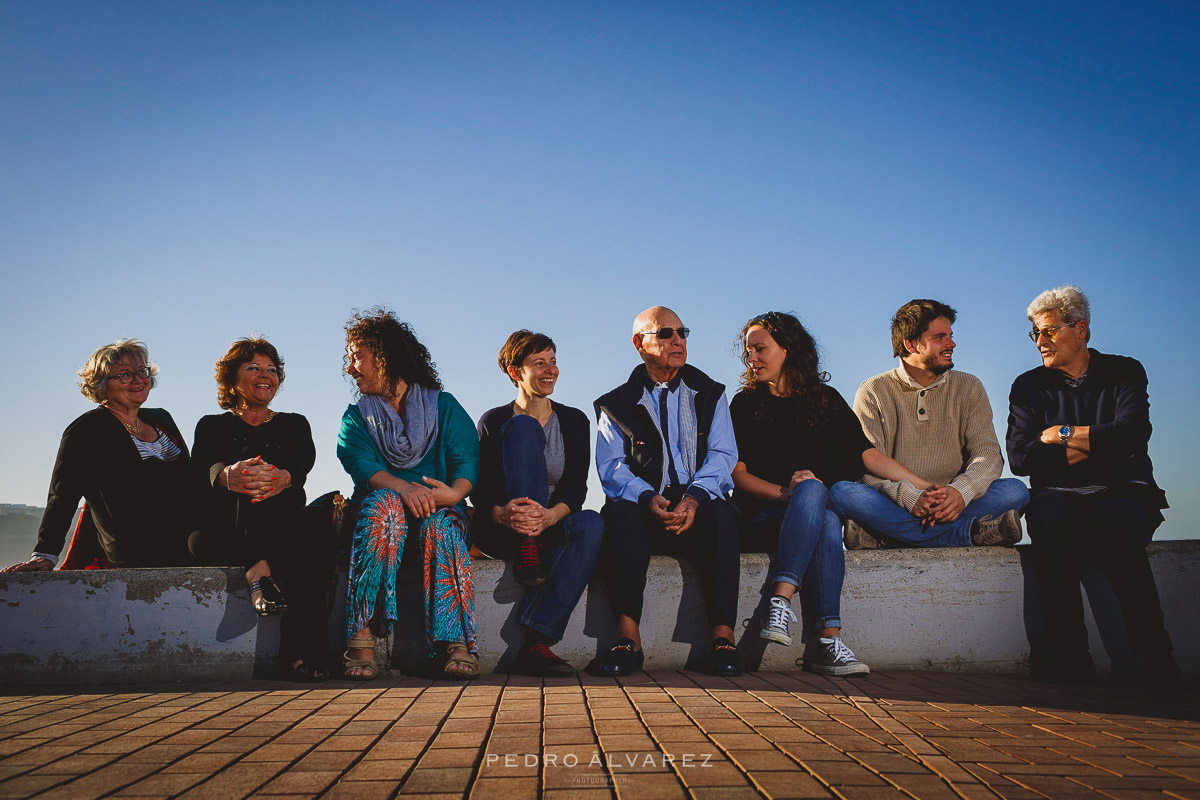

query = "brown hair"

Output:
[[344, 307, 442, 397], [77, 339, 158, 403], [891, 299, 957, 358], [497, 330, 557, 386], [215, 337, 284, 409]]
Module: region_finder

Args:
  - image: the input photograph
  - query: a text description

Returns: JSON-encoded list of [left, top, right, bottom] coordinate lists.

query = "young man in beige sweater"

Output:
[[831, 299, 1028, 549]]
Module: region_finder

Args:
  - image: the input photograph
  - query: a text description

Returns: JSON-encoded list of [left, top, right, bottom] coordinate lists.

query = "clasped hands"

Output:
[[649, 493, 700, 535], [912, 484, 965, 524], [223, 455, 292, 503], [495, 498, 561, 536]]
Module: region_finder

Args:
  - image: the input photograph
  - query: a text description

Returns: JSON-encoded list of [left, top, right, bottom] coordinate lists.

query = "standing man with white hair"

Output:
[[1007, 285, 1177, 684], [594, 306, 743, 677]]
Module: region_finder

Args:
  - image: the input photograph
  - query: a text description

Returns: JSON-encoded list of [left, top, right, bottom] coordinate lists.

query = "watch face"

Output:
[[1060, 425, 1071, 440]]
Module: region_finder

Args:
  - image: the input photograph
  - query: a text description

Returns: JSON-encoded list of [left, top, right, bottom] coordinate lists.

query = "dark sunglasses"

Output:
[[638, 326, 690, 340]]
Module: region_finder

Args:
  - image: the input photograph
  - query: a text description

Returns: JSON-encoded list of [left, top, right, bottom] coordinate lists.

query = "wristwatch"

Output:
[[1059, 425, 1072, 446]]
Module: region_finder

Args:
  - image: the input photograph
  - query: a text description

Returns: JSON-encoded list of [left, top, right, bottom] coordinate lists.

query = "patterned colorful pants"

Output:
[[346, 489, 476, 655]]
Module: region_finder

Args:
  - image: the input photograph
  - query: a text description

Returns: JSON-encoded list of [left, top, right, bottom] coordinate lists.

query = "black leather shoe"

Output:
[[249, 576, 288, 617], [599, 638, 644, 677], [711, 637, 744, 677], [514, 643, 576, 677]]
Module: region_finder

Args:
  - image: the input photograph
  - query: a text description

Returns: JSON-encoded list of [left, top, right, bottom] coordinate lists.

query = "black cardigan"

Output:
[[35, 406, 195, 566], [1006, 349, 1163, 496], [471, 401, 591, 554]]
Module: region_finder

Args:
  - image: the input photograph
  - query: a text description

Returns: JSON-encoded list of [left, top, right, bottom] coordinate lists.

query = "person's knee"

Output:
[[788, 479, 830, 506], [992, 478, 1030, 510], [568, 509, 605, 542], [501, 413, 543, 442]]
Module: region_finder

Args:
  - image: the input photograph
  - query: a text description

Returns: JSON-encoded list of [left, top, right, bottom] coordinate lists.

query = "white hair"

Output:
[[1027, 285, 1091, 342]]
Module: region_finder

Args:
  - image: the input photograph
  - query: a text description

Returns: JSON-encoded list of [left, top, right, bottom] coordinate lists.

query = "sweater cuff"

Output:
[[31, 552, 58, 567], [685, 485, 712, 504], [897, 481, 924, 513], [948, 479, 978, 507], [638, 489, 658, 510]]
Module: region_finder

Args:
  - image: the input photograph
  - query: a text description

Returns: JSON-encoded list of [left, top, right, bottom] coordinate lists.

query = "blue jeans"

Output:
[[500, 414, 604, 642], [747, 479, 844, 631], [830, 478, 1029, 547]]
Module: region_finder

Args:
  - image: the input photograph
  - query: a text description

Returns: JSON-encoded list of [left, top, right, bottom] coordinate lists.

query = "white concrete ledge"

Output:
[[1, 542, 1196, 685]]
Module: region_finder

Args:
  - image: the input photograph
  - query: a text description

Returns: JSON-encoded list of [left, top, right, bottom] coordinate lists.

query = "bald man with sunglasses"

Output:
[[593, 306, 743, 678]]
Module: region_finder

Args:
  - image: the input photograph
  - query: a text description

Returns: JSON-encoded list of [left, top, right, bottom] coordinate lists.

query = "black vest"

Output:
[[594, 364, 726, 494]]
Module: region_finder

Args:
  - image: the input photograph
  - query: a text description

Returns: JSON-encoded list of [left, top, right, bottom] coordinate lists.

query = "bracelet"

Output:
[[225, 465, 233, 491]]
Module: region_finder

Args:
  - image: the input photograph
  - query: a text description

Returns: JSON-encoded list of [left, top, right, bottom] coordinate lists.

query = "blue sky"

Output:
[[2, 1, 1197, 538]]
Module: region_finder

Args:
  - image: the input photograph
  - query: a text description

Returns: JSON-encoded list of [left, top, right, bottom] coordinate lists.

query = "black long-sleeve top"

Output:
[[471, 401, 591, 554], [35, 406, 194, 566], [192, 411, 316, 535], [730, 386, 872, 519], [1006, 349, 1161, 494]]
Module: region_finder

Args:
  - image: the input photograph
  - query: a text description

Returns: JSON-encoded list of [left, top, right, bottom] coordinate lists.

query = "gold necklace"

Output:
[[107, 406, 140, 434], [233, 408, 276, 424]]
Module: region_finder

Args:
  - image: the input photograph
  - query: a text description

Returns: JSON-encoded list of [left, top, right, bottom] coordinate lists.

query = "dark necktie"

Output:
[[658, 387, 681, 487]]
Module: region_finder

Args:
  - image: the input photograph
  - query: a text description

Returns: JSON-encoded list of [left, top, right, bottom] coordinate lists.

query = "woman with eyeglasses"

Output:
[[730, 312, 931, 676], [338, 308, 480, 680], [2, 339, 196, 573], [188, 337, 334, 681]]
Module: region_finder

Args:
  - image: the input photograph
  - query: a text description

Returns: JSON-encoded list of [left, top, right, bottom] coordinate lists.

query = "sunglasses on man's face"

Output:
[[639, 326, 690, 340], [1027, 321, 1077, 343]]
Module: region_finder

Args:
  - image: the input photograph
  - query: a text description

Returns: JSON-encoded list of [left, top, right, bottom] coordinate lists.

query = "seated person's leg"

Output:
[[514, 509, 605, 676], [799, 501, 868, 676], [1024, 490, 1093, 681], [830, 480, 971, 548], [343, 489, 411, 679], [956, 478, 1029, 546], [500, 414, 551, 506], [417, 508, 479, 679], [681, 495, 743, 676], [598, 499, 651, 675], [1090, 485, 1177, 680], [499, 414, 552, 586]]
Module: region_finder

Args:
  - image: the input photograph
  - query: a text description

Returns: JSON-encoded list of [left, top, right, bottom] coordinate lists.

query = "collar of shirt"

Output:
[[644, 371, 683, 395], [893, 360, 949, 391]]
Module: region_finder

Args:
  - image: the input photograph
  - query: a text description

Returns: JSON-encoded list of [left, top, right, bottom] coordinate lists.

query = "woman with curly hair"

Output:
[[731, 312, 928, 676], [338, 308, 480, 679], [189, 337, 333, 681]]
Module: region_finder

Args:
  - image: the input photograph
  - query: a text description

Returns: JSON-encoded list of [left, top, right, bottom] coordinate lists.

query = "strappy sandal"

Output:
[[249, 576, 288, 617], [343, 634, 378, 680], [441, 641, 480, 680]]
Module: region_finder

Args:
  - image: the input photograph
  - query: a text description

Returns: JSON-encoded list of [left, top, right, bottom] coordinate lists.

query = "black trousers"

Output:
[[1025, 484, 1173, 666], [601, 496, 740, 631], [190, 503, 336, 665]]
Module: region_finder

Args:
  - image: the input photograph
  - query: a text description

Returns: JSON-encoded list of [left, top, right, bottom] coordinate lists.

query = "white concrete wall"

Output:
[[0, 542, 1196, 685]]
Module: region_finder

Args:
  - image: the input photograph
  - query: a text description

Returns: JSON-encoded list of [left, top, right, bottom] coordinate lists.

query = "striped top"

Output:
[[131, 428, 183, 462], [853, 363, 1005, 513]]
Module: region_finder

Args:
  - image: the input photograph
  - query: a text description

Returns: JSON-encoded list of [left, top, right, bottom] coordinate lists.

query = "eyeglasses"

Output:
[[1027, 322, 1077, 343], [107, 366, 151, 384], [638, 326, 690, 340]]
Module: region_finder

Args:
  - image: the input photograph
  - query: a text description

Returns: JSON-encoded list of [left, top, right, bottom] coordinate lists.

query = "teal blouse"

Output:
[[336, 391, 480, 504]]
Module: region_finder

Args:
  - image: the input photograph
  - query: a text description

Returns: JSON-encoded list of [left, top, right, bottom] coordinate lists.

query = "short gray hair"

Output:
[[1027, 285, 1091, 342], [77, 339, 159, 403]]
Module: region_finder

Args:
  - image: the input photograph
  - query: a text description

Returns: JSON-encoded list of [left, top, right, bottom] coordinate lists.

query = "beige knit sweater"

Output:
[[853, 364, 1004, 513]]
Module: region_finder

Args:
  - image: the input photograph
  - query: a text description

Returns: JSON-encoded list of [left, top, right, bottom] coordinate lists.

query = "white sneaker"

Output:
[[760, 596, 797, 646], [804, 636, 870, 676]]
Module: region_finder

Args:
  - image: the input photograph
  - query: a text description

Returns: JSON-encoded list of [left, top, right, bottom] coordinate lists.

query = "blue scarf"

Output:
[[356, 386, 440, 470]]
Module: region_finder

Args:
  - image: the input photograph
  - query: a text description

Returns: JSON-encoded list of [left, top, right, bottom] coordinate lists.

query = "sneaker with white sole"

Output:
[[760, 595, 797, 646], [843, 519, 885, 550], [804, 636, 870, 676], [971, 509, 1023, 546]]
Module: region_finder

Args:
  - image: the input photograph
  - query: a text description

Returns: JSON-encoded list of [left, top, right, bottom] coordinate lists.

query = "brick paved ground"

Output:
[[1, 671, 1197, 800]]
